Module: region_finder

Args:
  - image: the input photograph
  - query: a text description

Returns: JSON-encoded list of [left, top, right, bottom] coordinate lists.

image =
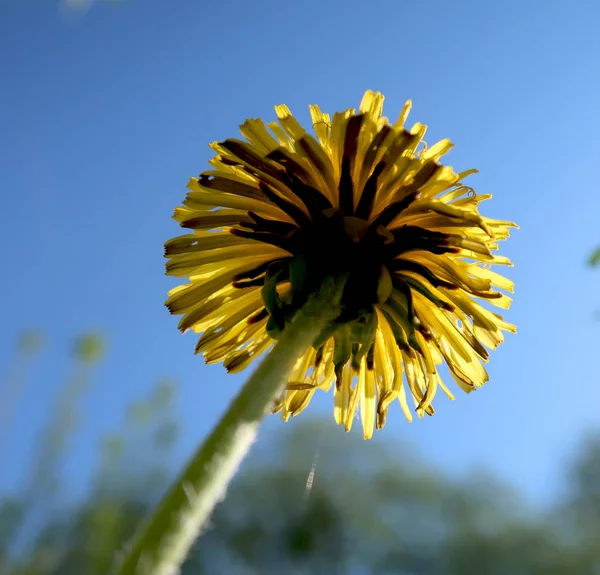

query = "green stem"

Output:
[[112, 278, 345, 575]]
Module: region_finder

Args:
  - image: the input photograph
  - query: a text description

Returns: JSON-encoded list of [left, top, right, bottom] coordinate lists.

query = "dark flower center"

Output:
[[233, 206, 401, 348], [286, 210, 391, 324]]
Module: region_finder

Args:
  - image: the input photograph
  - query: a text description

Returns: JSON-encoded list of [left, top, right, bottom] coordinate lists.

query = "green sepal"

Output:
[[261, 263, 287, 331], [380, 308, 411, 353], [266, 315, 283, 340], [312, 320, 340, 350], [288, 255, 308, 304], [333, 325, 351, 387], [315, 344, 325, 367], [402, 276, 453, 311], [391, 280, 418, 326], [366, 342, 375, 369], [386, 295, 421, 352], [350, 312, 378, 370]]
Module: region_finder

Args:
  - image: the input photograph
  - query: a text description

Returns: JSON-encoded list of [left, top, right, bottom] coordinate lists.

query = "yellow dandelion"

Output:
[[165, 90, 517, 439]]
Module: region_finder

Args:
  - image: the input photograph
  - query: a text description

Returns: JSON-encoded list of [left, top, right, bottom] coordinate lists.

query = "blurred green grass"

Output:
[[1, 332, 600, 574]]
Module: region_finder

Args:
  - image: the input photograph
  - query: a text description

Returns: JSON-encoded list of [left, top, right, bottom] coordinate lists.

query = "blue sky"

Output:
[[2, 0, 600, 506]]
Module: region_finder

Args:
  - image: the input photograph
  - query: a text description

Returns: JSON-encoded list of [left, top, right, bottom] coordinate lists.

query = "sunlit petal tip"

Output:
[[165, 91, 516, 437]]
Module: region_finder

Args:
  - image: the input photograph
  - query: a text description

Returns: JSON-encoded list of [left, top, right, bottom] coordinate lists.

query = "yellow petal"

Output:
[[274, 104, 306, 141], [334, 363, 352, 425], [394, 100, 412, 128], [308, 104, 331, 146], [359, 90, 385, 122], [360, 363, 376, 439], [422, 138, 454, 162], [240, 118, 279, 154]]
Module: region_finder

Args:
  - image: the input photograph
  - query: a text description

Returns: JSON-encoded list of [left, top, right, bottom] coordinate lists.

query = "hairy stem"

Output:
[[112, 278, 345, 575]]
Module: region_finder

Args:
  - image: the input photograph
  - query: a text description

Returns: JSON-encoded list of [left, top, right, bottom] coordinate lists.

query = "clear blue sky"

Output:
[[2, 0, 600, 506]]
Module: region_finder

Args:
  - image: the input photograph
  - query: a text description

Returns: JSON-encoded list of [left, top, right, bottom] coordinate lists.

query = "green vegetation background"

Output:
[[1, 332, 599, 574]]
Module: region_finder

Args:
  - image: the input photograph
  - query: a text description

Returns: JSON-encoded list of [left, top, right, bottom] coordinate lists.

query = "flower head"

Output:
[[165, 91, 517, 438]]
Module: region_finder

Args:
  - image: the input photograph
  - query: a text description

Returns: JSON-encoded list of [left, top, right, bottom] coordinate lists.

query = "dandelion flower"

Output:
[[165, 90, 517, 439]]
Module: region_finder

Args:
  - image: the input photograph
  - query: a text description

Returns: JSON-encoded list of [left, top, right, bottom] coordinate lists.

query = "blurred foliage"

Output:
[[61, 0, 122, 11], [0, 332, 46, 463], [17, 333, 44, 357], [589, 246, 600, 267], [73, 334, 105, 365], [1, 333, 600, 574]]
